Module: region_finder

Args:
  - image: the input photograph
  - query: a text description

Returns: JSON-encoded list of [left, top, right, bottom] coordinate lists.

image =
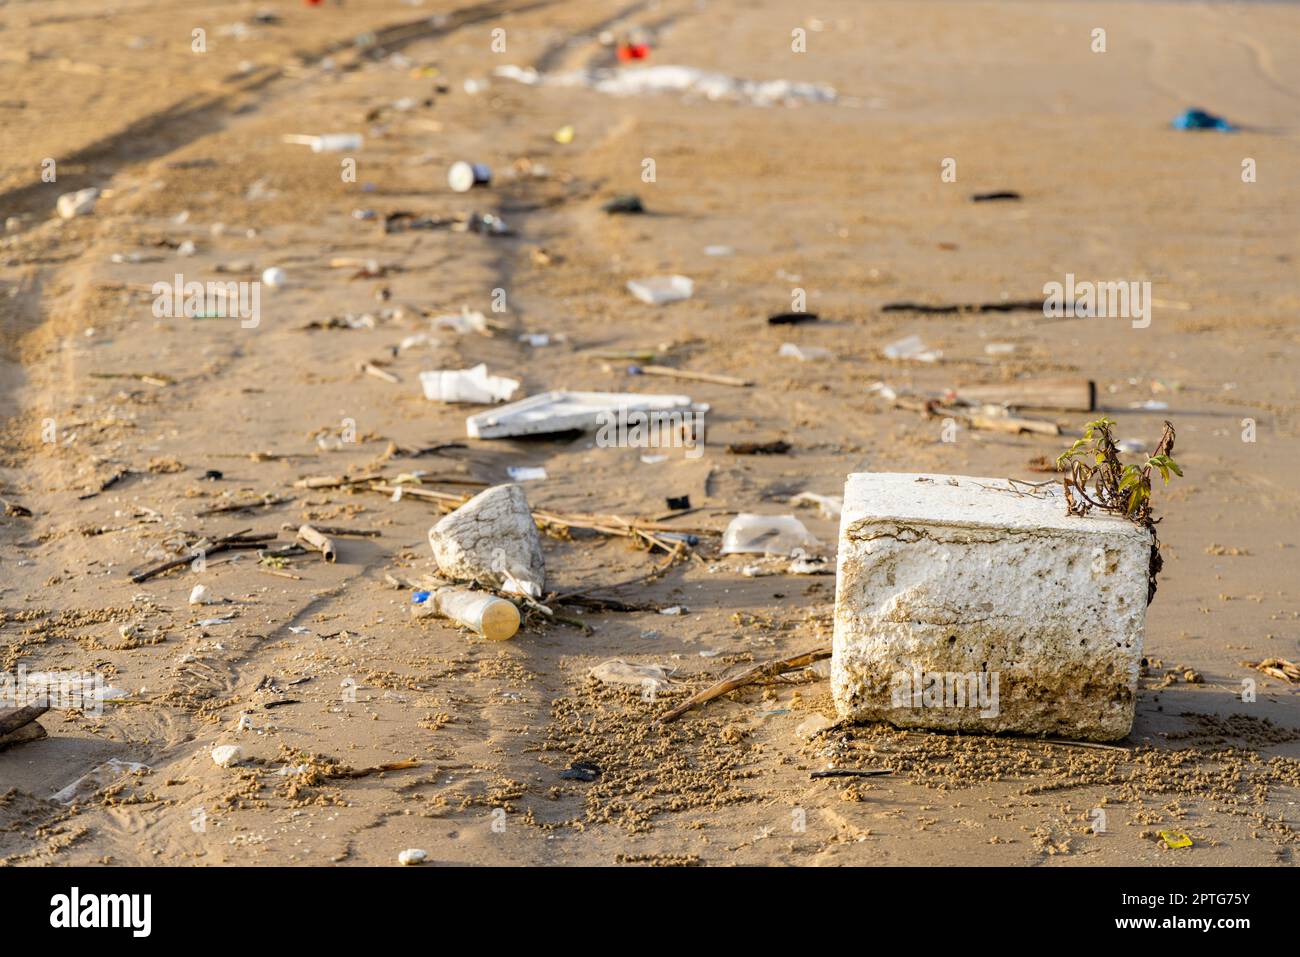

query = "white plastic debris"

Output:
[[51, 759, 150, 805], [589, 659, 672, 691], [495, 64, 837, 108], [882, 334, 941, 363], [720, 514, 819, 556], [188, 584, 210, 606], [57, 188, 99, 219], [506, 466, 547, 482], [779, 342, 834, 362], [282, 133, 363, 152], [428, 484, 546, 597], [211, 744, 244, 768], [398, 848, 428, 866], [627, 275, 694, 305], [795, 714, 833, 740], [261, 266, 287, 288], [419, 364, 520, 404], [431, 307, 489, 334], [448, 161, 491, 192], [466, 390, 696, 439]]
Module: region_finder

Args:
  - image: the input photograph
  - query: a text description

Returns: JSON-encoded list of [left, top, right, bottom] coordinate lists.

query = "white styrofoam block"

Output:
[[831, 473, 1152, 741]]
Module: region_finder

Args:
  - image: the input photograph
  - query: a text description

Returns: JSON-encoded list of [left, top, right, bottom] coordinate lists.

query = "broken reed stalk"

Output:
[[658, 649, 831, 724], [892, 396, 1059, 436], [326, 758, 420, 779], [296, 524, 337, 562], [129, 530, 276, 582]]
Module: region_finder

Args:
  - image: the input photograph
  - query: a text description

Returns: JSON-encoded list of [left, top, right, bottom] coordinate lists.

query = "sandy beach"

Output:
[[1, 0, 1298, 867]]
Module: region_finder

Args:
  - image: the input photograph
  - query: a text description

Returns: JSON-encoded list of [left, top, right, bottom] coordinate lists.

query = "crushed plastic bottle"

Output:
[[720, 514, 819, 556]]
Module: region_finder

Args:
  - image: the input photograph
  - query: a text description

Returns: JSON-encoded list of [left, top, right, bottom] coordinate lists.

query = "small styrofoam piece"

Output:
[[466, 390, 693, 439]]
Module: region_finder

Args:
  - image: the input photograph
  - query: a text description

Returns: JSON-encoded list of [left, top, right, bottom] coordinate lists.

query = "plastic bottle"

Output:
[[412, 588, 520, 641]]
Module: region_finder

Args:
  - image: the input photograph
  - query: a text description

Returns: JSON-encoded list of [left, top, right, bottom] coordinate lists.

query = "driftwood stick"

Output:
[[0, 721, 47, 750], [0, 704, 49, 737], [297, 524, 337, 563], [326, 758, 420, 779], [658, 649, 831, 724]]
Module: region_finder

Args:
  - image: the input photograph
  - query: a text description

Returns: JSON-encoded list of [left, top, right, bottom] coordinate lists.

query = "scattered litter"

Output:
[[559, 760, 601, 782], [466, 390, 695, 439], [705, 245, 734, 256], [431, 307, 490, 334], [665, 495, 691, 511], [195, 615, 237, 627], [796, 714, 834, 740], [1129, 399, 1169, 411], [631, 364, 750, 387], [951, 378, 1095, 412], [57, 188, 98, 219], [52, 758, 150, 805], [412, 587, 520, 641], [420, 364, 520, 404], [496, 64, 837, 108], [882, 334, 941, 363], [261, 266, 287, 288], [768, 312, 818, 325], [428, 483, 546, 597], [211, 744, 243, 768], [506, 466, 548, 482], [659, 606, 686, 616], [881, 299, 1043, 315], [810, 768, 890, 780], [282, 133, 363, 152], [552, 124, 575, 144], [188, 584, 213, 605], [589, 659, 672, 690], [790, 492, 842, 519], [616, 42, 651, 62], [779, 342, 834, 361], [1171, 108, 1233, 132], [1116, 439, 1146, 454], [627, 275, 693, 305], [727, 440, 789, 455], [1158, 829, 1194, 849], [789, 552, 833, 575], [448, 160, 491, 192], [984, 342, 1017, 355], [602, 194, 644, 214], [398, 848, 428, 866], [721, 514, 818, 556], [971, 190, 1021, 202]]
